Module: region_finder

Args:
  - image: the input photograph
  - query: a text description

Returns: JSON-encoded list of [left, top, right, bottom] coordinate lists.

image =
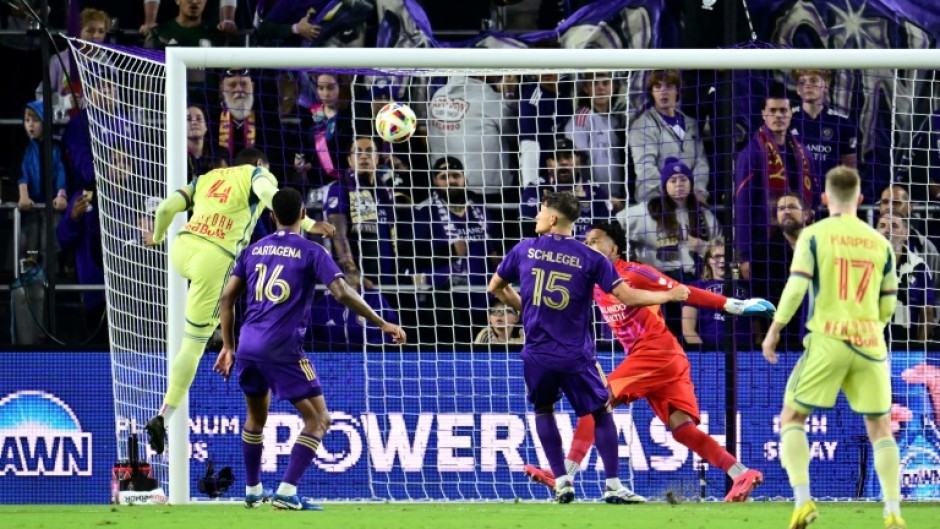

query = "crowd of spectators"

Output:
[[3, 1, 939, 352]]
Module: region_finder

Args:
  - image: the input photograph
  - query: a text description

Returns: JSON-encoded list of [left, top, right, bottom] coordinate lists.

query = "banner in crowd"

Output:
[[3, 351, 937, 503]]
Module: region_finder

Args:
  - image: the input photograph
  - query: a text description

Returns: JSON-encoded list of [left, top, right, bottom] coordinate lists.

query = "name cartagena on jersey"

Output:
[[593, 260, 681, 355]]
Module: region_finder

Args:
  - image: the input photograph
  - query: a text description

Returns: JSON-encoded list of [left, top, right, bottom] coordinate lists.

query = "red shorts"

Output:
[[606, 351, 700, 425]]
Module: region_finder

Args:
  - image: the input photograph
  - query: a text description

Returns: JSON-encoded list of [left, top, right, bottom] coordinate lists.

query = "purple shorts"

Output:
[[236, 358, 323, 404], [523, 359, 609, 416]]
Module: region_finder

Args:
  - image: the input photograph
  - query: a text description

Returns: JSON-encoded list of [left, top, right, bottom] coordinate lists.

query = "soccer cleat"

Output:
[[554, 483, 575, 504], [244, 488, 272, 508], [523, 465, 556, 489], [884, 513, 907, 529], [723, 468, 763, 502], [788, 500, 819, 529], [602, 486, 648, 504], [272, 494, 324, 511], [145, 415, 166, 455]]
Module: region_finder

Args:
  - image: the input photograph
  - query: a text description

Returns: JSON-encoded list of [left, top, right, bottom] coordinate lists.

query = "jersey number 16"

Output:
[[255, 263, 290, 304]]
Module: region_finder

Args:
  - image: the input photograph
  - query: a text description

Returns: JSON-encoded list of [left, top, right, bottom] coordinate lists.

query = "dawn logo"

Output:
[[0, 391, 92, 477]]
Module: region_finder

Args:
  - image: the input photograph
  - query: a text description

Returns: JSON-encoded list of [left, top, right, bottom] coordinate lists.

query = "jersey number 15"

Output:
[[531, 267, 572, 310]]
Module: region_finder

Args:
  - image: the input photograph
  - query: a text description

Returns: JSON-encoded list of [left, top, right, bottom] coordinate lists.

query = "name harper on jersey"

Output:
[[251, 245, 303, 259], [527, 249, 583, 268], [830, 234, 879, 250]]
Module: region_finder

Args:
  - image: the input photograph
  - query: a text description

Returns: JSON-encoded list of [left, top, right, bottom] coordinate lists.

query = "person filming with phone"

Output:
[[57, 181, 107, 343]]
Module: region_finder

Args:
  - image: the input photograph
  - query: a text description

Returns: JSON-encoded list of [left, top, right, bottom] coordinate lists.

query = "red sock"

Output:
[[671, 421, 736, 472], [566, 414, 595, 465]]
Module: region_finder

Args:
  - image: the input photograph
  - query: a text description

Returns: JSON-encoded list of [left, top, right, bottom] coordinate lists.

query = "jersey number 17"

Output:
[[835, 257, 874, 303]]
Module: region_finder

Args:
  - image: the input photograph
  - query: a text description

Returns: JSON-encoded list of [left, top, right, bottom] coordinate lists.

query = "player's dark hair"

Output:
[[543, 190, 581, 224], [272, 188, 304, 226], [233, 147, 268, 167], [590, 221, 627, 258]]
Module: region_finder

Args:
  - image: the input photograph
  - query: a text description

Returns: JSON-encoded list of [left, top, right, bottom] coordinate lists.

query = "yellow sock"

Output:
[[163, 322, 214, 408], [873, 437, 901, 507], [781, 424, 811, 488]]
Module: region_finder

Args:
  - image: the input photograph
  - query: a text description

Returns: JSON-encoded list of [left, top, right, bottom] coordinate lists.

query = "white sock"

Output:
[[884, 500, 900, 516], [554, 474, 572, 489], [727, 462, 748, 479], [160, 405, 176, 420], [793, 483, 811, 509], [246, 484, 262, 496], [605, 477, 623, 490], [277, 483, 298, 497], [564, 459, 580, 476]]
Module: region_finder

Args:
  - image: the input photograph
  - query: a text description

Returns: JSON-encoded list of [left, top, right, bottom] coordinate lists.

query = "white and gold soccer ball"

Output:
[[375, 102, 417, 143]]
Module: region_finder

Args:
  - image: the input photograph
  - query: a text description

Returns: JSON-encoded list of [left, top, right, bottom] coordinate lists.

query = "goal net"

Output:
[[70, 41, 940, 502]]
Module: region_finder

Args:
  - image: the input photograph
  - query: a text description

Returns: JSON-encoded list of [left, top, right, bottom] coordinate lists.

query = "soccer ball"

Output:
[[375, 102, 417, 143]]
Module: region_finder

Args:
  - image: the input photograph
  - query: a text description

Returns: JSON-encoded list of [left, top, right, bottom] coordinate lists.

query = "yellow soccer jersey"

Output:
[[179, 165, 276, 257], [780, 214, 899, 359]]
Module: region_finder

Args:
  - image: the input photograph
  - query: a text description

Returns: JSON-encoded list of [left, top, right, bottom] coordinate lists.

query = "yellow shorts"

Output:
[[784, 333, 891, 416], [171, 233, 235, 328]]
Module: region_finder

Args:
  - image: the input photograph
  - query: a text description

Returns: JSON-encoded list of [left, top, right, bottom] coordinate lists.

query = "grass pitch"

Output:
[[2, 502, 938, 529]]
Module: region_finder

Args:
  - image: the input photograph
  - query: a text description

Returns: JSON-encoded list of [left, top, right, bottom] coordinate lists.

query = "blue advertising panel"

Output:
[[4, 350, 938, 503], [0, 353, 117, 504]]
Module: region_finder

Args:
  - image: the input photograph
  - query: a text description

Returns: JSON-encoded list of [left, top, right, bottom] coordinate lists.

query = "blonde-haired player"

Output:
[[144, 148, 335, 454], [762, 166, 904, 529]]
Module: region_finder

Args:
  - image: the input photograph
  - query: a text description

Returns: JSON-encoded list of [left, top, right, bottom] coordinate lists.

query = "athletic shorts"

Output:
[[785, 333, 891, 415], [523, 359, 609, 417], [607, 351, 701, 425], [171, 233, 234, 327], [237, 358, 323, 404]]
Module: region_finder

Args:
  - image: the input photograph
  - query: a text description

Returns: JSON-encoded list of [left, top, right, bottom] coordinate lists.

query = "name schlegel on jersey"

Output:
[[0, 391, 92, 476], [251, 245, 303, 259], [527, 248, 582, 268]]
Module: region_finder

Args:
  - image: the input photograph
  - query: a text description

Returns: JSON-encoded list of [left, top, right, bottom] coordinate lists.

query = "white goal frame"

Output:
[[163, 47, 940, 504]]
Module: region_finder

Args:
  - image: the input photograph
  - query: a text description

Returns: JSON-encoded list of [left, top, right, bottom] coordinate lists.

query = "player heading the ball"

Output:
[[213, 187, 405, 510], [144, 148, 336, 455], [762, 166, 905, 529], [488, 190, 690, 504]]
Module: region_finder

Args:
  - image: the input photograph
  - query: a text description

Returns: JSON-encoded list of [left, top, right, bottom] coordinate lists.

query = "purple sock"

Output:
[[282, 433, 321, 486], [241, 429, 264, 487], [535, 413, 568, 479], [593, 410, 620, 479]]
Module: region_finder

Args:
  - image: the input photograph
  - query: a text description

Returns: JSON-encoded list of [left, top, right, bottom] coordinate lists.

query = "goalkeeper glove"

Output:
[[724, 298, 776, 319]]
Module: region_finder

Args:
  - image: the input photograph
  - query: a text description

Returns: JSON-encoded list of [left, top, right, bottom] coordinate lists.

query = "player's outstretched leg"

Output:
[[667, 411, 763, 502], [243, 392, 272, 508], [271, 394, 330, 511], [864, 416, 906, 529], [522, 411, 595, 491], [534, 408, 574, 503]]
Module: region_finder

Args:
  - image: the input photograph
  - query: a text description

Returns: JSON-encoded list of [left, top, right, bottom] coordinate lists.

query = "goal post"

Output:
[[73, 40, 940, 503]]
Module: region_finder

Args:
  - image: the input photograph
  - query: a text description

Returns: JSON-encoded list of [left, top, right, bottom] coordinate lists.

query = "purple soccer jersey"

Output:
[[496, 234, 623, 372], [233, 230, 344, 364]]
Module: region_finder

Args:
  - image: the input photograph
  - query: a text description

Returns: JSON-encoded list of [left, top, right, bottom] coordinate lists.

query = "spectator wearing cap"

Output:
[[520, 137, 610, 239], [474, 300, 525, 345], [404, 156, 498, 344], [629, 70, 710, 204], [323, 136, 397, 285], [427, 76, 514, 199], [734, 85, 816, 280], [619, 157, 718, 281], [518, 72, 575, 192], [564, 71, 625, 205]]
